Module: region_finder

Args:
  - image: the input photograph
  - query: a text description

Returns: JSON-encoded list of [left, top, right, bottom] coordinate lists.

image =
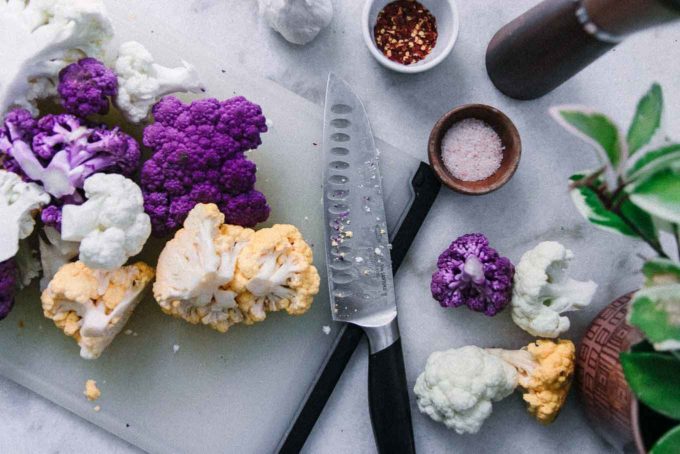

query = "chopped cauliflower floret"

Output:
[[154, 203, 253, 333], [234, 224, 320, 324], [41, 261, 154, 359], [84, 379, 101, 401], [154, 203, 320, 331]]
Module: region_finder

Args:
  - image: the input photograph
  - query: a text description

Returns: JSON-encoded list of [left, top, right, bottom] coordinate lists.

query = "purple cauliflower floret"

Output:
[[431, 233, 514, 316], [41, 205, 63, 230], [0, 259, 19, 321], [141, 96, 269, 236], [58, 58, 118, 118], [0, 109, 141, 199]]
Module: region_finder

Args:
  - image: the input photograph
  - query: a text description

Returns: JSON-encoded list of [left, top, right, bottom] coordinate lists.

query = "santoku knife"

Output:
[[321, 73, 416, 454]]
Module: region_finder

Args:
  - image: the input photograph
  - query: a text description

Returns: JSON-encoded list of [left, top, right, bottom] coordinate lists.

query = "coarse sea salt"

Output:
[[441, 118, 504, 182]]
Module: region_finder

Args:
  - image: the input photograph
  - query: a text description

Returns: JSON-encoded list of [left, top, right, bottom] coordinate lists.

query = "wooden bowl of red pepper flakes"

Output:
[[362, 0, 460, 73]]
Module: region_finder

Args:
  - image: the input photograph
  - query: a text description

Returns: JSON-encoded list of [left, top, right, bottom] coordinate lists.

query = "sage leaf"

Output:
[[642, 258, 680, 286], [651, 424, 680, 454], [551, 107, 623, 168], [629, 285, 680, 351], [628, 83, 663, 155], [620, 352, 680, 420], [569, 173, 636, 237], [625, 144, 680, 182], [629, 168, 680, 224]]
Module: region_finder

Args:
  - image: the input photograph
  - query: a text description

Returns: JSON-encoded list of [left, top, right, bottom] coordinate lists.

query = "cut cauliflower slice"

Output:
[[114, 41, 204, 123], [61, 174, 151, 270], [511, 241, 597, 338], [0, 169, 50, 262], [154, 203, 254, 333], [0, 0, 113, 114], [41, 261, 154, 359], [39, 226, 79, 290], [234, 224, 320, 324]]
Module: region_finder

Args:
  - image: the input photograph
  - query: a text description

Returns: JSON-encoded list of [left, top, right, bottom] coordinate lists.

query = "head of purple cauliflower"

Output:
[[0, 109, 140, 198], [141, 96, 270, 236], [58, 58, 118, 118], [431, 233, 514, 316], [0, 259, 18, 321]]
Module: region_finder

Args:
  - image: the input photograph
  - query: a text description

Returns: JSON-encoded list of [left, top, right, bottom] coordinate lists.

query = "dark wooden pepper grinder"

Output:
[[486, 0, 680, 100]]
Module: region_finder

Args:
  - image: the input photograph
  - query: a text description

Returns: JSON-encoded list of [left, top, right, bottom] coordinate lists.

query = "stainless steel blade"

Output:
[[322, 74, 397, 330]]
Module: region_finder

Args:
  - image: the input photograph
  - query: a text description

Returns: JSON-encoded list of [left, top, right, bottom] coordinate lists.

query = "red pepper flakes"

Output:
[[374, 0, 438, 65]]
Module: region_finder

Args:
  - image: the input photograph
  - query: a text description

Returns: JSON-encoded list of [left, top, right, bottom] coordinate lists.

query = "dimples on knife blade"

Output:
[[322, 75, 397, 327]]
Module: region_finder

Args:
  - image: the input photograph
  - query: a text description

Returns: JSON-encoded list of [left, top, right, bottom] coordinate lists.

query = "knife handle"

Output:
[[368, 337, 416, 454]]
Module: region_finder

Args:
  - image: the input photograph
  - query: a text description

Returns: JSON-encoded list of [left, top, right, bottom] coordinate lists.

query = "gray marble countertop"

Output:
[[1, 1, 679, 453]]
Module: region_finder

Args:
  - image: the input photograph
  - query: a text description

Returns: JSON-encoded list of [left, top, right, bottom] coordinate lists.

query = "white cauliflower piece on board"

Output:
[[258, 0, 333, 45], [0, 0, 113, 114], [511, 241, 597, 338], [154, 203, 254, 333], [41, 261, 154, 359], [234, 224, 320, 324], [61, 174, 151, 271], [39, 226, 79, 290], [114, 41, 204, 123], [0, 170, 50, 262], [414, 346, 518, 434]]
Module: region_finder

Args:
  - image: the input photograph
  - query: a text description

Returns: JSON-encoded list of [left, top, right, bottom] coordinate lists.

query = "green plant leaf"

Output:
[[620, 199, 659, 245], [551, 107, 623, 168], [569, 173, 636, 237], [643, 258, 680, 286], [651, 424, 680, 454], [626, 144, 680, 181], [629, 285, 680, 351], [628, 83, 663, 155], [628, 168, 680, 224], [620, 352, 680, 420]]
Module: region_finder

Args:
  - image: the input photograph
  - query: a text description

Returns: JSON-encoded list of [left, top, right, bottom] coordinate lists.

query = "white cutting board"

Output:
[[0, 11, 421, 454]]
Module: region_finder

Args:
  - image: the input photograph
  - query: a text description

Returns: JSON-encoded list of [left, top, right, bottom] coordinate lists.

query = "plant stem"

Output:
[[673, 223, 680, 260], [612, 206, 669, 258]]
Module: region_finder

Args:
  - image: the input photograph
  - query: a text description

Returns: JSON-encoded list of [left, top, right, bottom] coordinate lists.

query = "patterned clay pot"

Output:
[[577, 292, 644, 453]]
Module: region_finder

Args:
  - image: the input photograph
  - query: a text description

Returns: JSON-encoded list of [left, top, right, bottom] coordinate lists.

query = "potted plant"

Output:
[[550, 84, 680, 454]]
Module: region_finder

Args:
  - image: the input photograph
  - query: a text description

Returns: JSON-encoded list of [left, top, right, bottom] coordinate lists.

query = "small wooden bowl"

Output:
[[428, 104, 521, 195]]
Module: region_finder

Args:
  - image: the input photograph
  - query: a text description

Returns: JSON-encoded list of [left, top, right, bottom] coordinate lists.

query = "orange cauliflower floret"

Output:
[[153, 203, 253, 333], [234, 224, 320, 324], [486, 339, 576, 423], [154, 203, 320, 331], [41, 261, 154, 359]]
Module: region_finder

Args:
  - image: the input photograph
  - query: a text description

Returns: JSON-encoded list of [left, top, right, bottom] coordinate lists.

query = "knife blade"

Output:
[[322, 73, 416, 454]]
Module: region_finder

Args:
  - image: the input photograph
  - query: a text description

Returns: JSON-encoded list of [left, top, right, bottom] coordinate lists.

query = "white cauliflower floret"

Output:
[[41, 261, 154, 359], [234, 223, 320, 324], [39, 226, 79, 290], [0, 169, 50, 261], [414, 346, 518, 434], [258, 0, 333, 45], [114, 41, 204, 123], [154, 203, 254, 333], [15, 239, 41, 288], [0, 0, 113, 114], [61, 174, 151, 271], [511, 241, 597, 338]]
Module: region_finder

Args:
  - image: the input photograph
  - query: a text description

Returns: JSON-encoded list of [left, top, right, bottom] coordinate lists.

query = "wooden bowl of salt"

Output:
[[428, 104, 521, 195]]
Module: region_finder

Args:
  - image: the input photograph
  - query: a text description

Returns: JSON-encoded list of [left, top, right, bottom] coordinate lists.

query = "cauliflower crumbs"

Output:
[[94, 405, 101, 412], [84, 380, 101, 401], [322, 325, 331, 335], [173, 344, 180, 353], [124, 329, 133, 335]]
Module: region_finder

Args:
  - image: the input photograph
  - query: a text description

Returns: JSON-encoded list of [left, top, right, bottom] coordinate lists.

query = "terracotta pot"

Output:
[[577, 292, 644, 452], [579, 292, 680, 453]]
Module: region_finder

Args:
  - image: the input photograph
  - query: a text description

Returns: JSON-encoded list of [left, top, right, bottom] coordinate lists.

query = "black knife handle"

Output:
[[368, 338, 416, 454]]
